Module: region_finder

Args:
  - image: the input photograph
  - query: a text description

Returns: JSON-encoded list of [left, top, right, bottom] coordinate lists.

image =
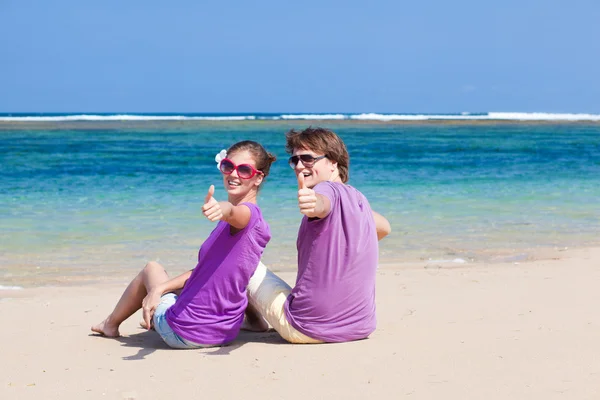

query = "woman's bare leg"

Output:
[[91, 261, 169, 337]]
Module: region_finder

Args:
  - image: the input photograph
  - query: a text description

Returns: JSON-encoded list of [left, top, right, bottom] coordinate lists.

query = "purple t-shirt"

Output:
[[284, 181, 378, 342], [166, 203, 271, 345]]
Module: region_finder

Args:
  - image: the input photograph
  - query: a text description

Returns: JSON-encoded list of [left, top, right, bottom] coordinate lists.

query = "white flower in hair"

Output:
[[215, 149, 227, 169]]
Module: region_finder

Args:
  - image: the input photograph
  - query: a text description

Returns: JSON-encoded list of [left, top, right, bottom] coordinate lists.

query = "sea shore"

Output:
[[2, 246, 599, 399]]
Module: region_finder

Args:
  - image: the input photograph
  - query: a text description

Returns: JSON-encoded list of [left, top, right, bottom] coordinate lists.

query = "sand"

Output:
[[1, 247, 599, 400]]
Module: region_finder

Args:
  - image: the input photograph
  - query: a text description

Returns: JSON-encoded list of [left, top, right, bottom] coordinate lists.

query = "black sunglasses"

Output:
[[288, 154, 327, 169]]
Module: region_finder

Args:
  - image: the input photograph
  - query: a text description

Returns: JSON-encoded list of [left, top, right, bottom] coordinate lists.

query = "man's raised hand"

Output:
[[297, 172, 318, 217]]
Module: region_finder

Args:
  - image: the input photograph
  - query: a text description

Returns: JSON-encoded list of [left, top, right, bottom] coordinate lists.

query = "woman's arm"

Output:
[[142, 269, 193, 329], [155, 269, 193, 295], [215, 201, 252, 230], [372, 210, 391, 241]]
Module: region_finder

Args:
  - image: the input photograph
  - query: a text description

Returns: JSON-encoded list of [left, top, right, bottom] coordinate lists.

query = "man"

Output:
[[246, 127, 391, 343]]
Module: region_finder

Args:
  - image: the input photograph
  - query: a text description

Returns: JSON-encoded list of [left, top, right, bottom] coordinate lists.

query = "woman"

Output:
[[92, 140, 276, 348]]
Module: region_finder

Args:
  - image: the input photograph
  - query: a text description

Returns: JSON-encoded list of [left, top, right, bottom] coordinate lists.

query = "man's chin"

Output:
[[305, 179, 317, 189], [303, 175, 323, 188]]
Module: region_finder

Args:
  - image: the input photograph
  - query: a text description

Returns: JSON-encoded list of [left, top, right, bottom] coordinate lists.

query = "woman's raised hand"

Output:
[[202, 185, 223, 222]]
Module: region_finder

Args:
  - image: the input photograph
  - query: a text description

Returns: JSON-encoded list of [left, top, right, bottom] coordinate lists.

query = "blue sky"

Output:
[[1, 0, 599, 113]]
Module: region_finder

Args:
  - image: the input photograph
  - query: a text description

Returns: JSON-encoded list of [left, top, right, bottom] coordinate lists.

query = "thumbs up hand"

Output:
[[297, 173, 318, 217], [202, 185, 223, 222]]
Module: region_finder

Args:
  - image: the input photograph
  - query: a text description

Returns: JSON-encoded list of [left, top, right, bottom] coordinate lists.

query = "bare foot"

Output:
[[91, 318, 120, 337]]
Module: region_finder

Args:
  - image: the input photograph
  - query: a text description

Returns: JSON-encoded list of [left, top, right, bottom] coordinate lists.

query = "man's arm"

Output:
[[297, 173, 332, 219], [372, 211, 391, 240], [305, 193, 331, 219]]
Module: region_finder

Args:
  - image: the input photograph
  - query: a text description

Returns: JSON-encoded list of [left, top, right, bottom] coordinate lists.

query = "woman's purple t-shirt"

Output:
[[166, 202, 270, 345], [284, 181, 378, 342]]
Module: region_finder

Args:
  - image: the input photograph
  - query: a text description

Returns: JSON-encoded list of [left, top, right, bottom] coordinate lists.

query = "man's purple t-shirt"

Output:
[[166, 203, 270, 345], [284, 181, 378, 342]]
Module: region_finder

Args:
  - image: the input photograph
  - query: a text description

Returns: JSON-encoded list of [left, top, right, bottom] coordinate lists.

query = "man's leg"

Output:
[[241, 302, 270, 332], [246, 262, 322, 344]]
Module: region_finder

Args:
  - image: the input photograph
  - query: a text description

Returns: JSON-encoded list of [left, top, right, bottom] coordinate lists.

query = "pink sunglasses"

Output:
[[219, 158, 263, 179]]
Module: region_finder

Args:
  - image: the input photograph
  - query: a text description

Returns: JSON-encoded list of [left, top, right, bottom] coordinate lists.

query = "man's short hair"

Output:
[[285, 127, 349, 183]]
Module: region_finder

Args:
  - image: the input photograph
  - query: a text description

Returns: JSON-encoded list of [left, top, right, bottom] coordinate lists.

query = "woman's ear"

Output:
[[254, 174, 264, 187]]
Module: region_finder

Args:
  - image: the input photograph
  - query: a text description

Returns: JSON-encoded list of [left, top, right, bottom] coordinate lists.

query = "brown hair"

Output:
[[285, 127, 349, 183], [227, 140, 277, 181]]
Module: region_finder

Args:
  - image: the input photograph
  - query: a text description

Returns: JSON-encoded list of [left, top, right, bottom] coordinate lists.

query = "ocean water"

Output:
[[1, 115, 599, 287]]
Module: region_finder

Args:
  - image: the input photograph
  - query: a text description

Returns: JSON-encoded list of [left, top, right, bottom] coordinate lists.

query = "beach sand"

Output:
[[1, 247, 599, 400]]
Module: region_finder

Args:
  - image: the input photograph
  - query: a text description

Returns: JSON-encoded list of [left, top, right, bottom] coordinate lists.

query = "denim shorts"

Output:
[[153, 293, 210, 349]]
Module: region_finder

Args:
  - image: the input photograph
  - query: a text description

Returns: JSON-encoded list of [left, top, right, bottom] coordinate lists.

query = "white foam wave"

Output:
[[487, 112, 600, 121], [279, 114, 347, 120], [1, 112, 599, 122], [192, 116, 256, 121], [351, 113, 435, 121], [0, 115, 256, 122], [0, 285, 23, 290], [427, 258, 467, 264], [351, 112, 600, 121]]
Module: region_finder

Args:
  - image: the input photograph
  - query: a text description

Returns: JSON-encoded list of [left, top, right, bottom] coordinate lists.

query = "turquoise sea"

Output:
[[1, 114, 599, 288]]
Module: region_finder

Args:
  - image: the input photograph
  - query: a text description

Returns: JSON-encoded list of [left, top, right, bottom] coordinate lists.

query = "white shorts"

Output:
[[247, 262, 322, 344]]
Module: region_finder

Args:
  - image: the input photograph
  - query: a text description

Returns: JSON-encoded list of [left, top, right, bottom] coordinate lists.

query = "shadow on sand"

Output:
[[92, 328, 288, 360]]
